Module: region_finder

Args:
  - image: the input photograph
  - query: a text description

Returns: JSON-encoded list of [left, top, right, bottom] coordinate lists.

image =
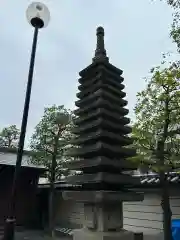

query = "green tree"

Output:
[[30, 105, 73, 238], [168, 0, 180, 51], [158, 0, 180, 51], [0, 125, 20, 148], [132, 61, 180, 240], [133, 61, 180, 168], [30, 105, 73, 179]]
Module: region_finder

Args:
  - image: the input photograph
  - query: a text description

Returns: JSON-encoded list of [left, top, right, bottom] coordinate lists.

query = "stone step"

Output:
[[55, 227, 73, 237]]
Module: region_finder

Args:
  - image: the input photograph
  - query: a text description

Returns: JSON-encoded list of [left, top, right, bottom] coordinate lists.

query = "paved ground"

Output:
[[14, 230, 164, 240], [144, 233, 163, 240], [14, 231, 71, 240]]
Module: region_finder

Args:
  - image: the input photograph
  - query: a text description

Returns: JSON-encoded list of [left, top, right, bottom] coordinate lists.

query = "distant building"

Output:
[[0, 147, 46, 229]]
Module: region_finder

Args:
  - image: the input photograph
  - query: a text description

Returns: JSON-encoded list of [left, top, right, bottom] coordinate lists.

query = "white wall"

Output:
[[123, 193, 180, 234]]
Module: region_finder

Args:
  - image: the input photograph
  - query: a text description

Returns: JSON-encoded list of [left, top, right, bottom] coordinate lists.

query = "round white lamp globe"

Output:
[[26, 2, 50, 28]]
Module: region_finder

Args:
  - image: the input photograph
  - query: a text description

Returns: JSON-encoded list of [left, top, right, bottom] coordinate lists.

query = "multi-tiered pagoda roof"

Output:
[[65, 27, 142, 202]]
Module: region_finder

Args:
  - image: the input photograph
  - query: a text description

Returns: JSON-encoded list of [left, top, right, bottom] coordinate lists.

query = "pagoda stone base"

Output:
[[63, 191, 143, 240], [73, 228, 134, 240], [83, 203, 123, 230]]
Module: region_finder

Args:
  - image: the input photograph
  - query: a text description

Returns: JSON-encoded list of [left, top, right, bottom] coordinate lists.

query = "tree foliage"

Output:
[[30, 105, 73, 180], [169, 0, 180, 51], [0, 125, 20, 148], [132, 60, 180, 172], [159, 0, 180, 51]]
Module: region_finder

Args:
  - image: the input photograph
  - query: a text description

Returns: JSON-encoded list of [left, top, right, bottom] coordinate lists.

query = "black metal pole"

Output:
[[3, 26, 39, 240]]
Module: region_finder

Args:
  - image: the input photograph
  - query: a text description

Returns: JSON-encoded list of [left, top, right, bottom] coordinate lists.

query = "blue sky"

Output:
[[0, 0, 177, 146]]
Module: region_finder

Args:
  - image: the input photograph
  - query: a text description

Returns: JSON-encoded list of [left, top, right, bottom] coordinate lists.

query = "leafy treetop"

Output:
[[132, 60, 180, 172], [158, 0, 180, 51], [0, 125, 20, 148], [30, 105, 73, 180]]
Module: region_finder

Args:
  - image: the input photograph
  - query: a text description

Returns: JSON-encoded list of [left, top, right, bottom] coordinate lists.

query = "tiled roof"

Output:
[[138, 172, 180, 185], [39, 172, 180, 189], [0, 147, 45, 170]]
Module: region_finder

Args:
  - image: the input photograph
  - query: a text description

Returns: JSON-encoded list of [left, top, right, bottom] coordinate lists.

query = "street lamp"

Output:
[[3, 2, 50, 240]]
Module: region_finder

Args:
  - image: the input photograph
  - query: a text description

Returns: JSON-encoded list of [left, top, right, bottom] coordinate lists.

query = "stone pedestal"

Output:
[[74, 201, 134, 240], [83, 203, 123, 231], [63, 191, 143, 240], [73, 228, 134, 240]]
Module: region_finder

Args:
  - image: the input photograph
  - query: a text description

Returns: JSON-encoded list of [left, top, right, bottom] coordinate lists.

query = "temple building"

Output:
[[0, 147, 45, 236]]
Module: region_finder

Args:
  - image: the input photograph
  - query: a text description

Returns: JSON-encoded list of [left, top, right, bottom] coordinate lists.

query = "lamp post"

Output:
[[3, 2, 50, 240]]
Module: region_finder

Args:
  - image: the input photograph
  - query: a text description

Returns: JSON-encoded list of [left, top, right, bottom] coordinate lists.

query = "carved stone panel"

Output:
[[105, 205, 123, 230], [97, 203, 123, 231], [84, 204, 97, 229]]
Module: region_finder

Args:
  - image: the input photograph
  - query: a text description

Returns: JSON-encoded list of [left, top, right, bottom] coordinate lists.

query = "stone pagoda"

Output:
[[63, 27, 143, 240]]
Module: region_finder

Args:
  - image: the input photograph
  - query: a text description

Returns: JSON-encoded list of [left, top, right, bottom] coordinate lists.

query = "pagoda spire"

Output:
[[93, 26, 109, 62]]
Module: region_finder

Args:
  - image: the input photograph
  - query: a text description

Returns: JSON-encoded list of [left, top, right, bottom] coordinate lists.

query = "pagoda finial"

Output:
[[93, 26, 109, 62]]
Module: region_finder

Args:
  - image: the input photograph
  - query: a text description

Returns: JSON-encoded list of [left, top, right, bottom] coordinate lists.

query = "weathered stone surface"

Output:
[[64, 156, 137, 172], [83, 203, 123, 231], [65, 26, 141, 192], [66, 173, 140, 186], [64, 26, 144, 240], [63, 191, 143, 203], [67, 142, 136, 159]]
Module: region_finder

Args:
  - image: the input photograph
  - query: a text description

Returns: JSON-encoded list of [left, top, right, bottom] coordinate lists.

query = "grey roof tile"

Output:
[[0, 147, 45, 169], [138, 172, 180, 185]]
